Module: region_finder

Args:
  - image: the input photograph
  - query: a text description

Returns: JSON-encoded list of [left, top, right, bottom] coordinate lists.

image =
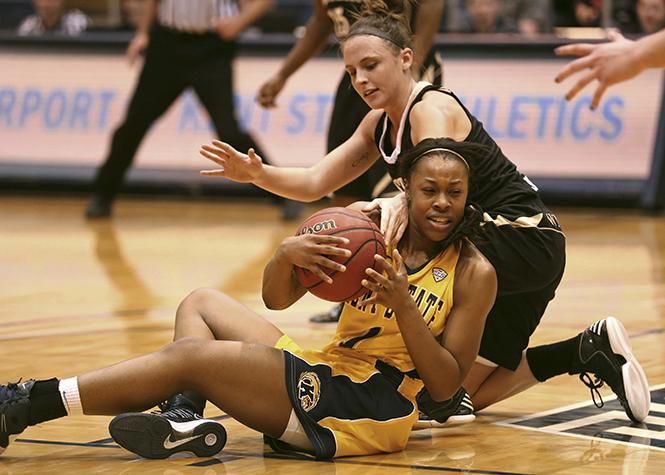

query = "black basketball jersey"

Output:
[[374, 83, 543, 217]]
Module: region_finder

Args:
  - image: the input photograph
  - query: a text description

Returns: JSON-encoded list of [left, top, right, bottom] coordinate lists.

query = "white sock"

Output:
[[58, 377, 83, 416]]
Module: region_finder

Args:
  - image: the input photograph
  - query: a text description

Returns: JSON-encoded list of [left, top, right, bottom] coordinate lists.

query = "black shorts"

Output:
[[273, 342, 420, 459], [473, 206, 566, 370]]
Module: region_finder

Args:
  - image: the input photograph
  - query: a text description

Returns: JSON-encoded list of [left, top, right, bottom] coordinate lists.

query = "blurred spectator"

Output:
[[573, 0, 602, 26], [553, 0, 601, 28], [16, 0, 91, 36], [613, 0, 639, 33], [636, 0, 665, 33], [502, 0, 553, 34], [457, 0, 521, 33]]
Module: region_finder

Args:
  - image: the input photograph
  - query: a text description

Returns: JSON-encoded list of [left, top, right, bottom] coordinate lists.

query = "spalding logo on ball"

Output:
[[294, 207, 387, 302]]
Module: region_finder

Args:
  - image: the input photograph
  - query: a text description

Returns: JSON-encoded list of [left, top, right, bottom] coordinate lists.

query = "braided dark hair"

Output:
[[399, 138, 486, 257]]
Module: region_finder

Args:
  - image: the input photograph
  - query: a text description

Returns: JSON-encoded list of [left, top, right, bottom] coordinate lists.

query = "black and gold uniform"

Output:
[[272, 243, 460, 458], [374, 82, 566, 371]]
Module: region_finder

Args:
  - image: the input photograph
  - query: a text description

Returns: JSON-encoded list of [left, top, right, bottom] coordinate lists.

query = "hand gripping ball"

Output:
[[294, 207, 387, 302]]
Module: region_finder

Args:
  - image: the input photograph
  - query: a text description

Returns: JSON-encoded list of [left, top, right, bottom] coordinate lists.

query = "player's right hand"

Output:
[[258, 76, 286, 108], [279, 235, 351, 284], [554, 30, 638, 110], [199, 141, 264, 183]]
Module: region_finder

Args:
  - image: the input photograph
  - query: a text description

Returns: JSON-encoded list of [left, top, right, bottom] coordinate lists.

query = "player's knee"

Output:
[[161, 337, 210, 366], [177, 288, 225, 315]]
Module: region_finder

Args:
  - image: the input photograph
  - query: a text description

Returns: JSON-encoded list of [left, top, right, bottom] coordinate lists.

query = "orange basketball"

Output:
[[294, 207, 387, 303]]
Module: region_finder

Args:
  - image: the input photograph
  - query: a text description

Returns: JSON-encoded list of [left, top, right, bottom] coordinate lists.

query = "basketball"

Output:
[[294, 207, 387, 303]]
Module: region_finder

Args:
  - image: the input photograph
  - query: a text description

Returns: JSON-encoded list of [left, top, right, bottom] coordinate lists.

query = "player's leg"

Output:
[[0, 337, 296, 457], [0, 291, 301, 458], [525, 317, 650, 423], [173, 287, 284, 346], [463, 357, 538, 412], [113, 287, 288, 458], [467, 316, 650, 423]]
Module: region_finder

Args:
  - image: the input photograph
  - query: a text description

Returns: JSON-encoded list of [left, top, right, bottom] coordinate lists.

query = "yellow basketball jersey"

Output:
[[321, 243, 461, 373]]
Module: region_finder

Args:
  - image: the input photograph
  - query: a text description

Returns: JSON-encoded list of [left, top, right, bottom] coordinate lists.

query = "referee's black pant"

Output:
[[93, 24, 269, 199]]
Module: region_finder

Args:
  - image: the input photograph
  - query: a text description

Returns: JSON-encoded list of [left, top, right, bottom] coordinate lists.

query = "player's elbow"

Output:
[[262, 291, 288, 310]]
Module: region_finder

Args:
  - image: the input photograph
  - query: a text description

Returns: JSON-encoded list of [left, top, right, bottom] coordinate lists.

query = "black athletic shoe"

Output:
[[85, 195, 113, 219], [412, 386, 475, 430], [571, 317, 650, 423], [309, 303, 343, 324], [109, 398, 227, 459], [0, 380, 34, 455], [281, 199, 305, 222]]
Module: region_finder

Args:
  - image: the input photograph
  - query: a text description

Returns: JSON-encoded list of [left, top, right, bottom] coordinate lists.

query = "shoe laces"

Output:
[[0, 380, 24, 433], [579, 372, 605, 408], [0, 380, 23, 405], [155, 402, 201, 422]]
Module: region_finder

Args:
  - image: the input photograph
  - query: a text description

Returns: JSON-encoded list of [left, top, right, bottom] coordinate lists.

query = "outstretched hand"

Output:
[[200, 140, 264, 183], [554, 30, 639, 110]]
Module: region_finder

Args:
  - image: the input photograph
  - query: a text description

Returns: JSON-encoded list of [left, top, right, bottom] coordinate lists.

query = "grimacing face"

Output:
[[405, 154, 469, 244]]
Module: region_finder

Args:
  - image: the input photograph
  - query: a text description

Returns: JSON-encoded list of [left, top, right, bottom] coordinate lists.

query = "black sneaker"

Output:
[[281, 199, 305, 222], [0, 380, 34, 455], [571, 317, 650, 423], [309, 303, 343, 324], [85, 195, 113, 219], [412, 386, 475, 430], [109, 396, 227, 459]]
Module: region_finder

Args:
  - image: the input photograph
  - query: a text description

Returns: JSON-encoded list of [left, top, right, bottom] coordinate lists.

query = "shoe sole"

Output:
[[109, 413, 226, 459], [0, 435, 17, 456], [412, 413, 475, 430], [606, 316, 651, 422]]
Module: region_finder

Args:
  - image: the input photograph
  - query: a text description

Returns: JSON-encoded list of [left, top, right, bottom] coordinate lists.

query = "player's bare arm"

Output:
[[257, 0, 334, 107], [200, 110, 381, 201], [263, 234, 352, 310], [411, 0, 445, 79], [438, 242, 497, 386]]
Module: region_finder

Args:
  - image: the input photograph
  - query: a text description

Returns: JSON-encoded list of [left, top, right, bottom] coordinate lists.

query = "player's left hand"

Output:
[[363, 193, 408, 247], [200, 140, 264, 183], [359, 249, 410, 311]]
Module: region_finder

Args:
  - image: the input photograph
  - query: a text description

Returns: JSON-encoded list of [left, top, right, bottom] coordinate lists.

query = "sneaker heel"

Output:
[[605, 317, 632, 360]]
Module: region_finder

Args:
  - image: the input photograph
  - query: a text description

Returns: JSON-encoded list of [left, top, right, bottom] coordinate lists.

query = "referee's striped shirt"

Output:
[[158, 0, 239, 33]]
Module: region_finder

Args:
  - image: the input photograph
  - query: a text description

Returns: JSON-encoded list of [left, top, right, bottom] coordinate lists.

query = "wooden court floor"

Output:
[[2, 193, 665, 474]]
